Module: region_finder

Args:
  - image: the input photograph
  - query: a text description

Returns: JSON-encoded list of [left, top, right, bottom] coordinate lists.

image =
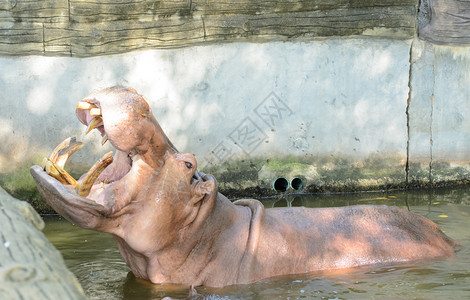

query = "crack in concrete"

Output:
[[67, 0, 71, 22], [202, 16, 207, 40], [429, 45, 436, 184], [429, 93, 434, 183], [42, 23, 45, 55], [405, 41, 413, 184]]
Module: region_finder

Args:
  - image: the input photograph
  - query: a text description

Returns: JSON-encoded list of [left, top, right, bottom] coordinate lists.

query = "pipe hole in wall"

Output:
[[290, 177, 303, 191], [273, 177, 289, 193]]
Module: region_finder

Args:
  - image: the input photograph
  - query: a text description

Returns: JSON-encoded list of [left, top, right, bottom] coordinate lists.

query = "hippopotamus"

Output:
[[30, 86, 456, 288]]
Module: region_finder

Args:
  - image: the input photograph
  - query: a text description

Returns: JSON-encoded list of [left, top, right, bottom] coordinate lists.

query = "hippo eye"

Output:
[[185, 162, 193, 169]]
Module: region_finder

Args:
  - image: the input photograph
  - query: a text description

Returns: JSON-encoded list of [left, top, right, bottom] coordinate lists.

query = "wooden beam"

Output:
[[0, 0, 418, 57]]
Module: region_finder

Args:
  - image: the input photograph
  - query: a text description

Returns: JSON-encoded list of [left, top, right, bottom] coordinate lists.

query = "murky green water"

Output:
[[43, 188, 470, 299]]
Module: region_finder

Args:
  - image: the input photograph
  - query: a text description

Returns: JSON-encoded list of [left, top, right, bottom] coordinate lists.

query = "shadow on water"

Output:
[[42, 187, 470, 299]]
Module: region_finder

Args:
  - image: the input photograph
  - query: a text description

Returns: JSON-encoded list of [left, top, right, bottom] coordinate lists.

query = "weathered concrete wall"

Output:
[[408, 40, 470, 185], [0, 187, 86, 299], [1, 38, 470, 207]]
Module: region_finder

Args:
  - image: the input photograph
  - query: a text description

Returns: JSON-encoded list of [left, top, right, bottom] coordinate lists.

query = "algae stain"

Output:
[[0, 156, 55, 214]]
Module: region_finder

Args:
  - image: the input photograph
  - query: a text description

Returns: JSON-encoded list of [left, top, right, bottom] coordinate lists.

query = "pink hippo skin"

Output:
[[30, 86, 457, 288]]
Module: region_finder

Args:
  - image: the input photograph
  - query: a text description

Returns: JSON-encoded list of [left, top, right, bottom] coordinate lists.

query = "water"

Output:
[[43, 187, 470, 299]]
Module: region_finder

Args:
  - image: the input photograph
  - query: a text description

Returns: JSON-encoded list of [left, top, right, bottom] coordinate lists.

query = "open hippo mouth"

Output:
[[38, 87, 205, 207]]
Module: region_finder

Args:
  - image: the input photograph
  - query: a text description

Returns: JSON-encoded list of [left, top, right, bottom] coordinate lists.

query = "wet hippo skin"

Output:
[[30, 86, 457, 287]]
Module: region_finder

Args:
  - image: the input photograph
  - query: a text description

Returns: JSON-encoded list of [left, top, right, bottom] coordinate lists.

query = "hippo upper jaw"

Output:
[[75, 86, 182, 202], [77, 86, 176, 169], [31, 86, 180, 227]]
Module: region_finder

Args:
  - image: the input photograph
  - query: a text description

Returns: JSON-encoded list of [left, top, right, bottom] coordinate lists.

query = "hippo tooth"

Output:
[[85, 116, 103, 135], [101, 135, 109, 146], [45, 159, 79, 187], [77, 101, 95, 110], [47, 137, 84, 168], [43, 137, 83, 186], [77, 151, 113, 197], [90, 108, 102, 116]]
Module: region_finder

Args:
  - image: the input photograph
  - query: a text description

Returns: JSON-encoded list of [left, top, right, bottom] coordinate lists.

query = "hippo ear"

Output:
[[192, 180, 216, 204]]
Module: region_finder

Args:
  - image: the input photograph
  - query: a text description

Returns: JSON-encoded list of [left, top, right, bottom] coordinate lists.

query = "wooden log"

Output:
[[0, 0, 418, 57], [0, 22, 44, 55], [44, 17, 206, 56], [193, 0, 417, 15], [69, 0, 191, 23], [0, 187, 86, 300], [203, 8, 416, 41], [419, 0, 470, 45], [0, 0, 68, 23]]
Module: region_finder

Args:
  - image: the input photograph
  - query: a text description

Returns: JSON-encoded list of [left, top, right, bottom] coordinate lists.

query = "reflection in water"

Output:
[[271, 196, 304, 208], [43, 187, 470, 299]]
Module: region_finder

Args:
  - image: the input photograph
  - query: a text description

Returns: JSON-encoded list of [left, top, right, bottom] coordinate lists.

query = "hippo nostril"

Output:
[[193, 170, 202, 181]]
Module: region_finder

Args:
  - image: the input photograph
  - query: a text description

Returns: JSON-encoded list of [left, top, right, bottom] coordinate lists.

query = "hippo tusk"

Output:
[[77, 101, 95, 110], [43, 137, 83, 186], [47, 137, 84, 169], [85, 116, 103, 135], [77, 151, 113, 197], [101, 135, 109, 146], [46, 159, 79, 187], [43, 137, 114, 197], [77, 100, 102, 117], [90, 108, 102, 116]]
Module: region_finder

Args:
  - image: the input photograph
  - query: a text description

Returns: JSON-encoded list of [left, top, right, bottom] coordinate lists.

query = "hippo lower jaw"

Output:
[[40, 106, 131, 208], [39, 136, 204, 210], [35, 146, 127, 220]]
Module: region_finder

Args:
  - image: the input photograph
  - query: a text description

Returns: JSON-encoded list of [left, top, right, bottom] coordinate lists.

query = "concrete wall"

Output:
[[408, 40, 470, 184], [1, 37, 469, 207]]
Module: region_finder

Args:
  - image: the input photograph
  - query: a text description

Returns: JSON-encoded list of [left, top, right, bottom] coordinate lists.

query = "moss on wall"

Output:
[[1, 153, 469, 214], [204, 153, 470, 197], [0, 161, 54, 214]]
